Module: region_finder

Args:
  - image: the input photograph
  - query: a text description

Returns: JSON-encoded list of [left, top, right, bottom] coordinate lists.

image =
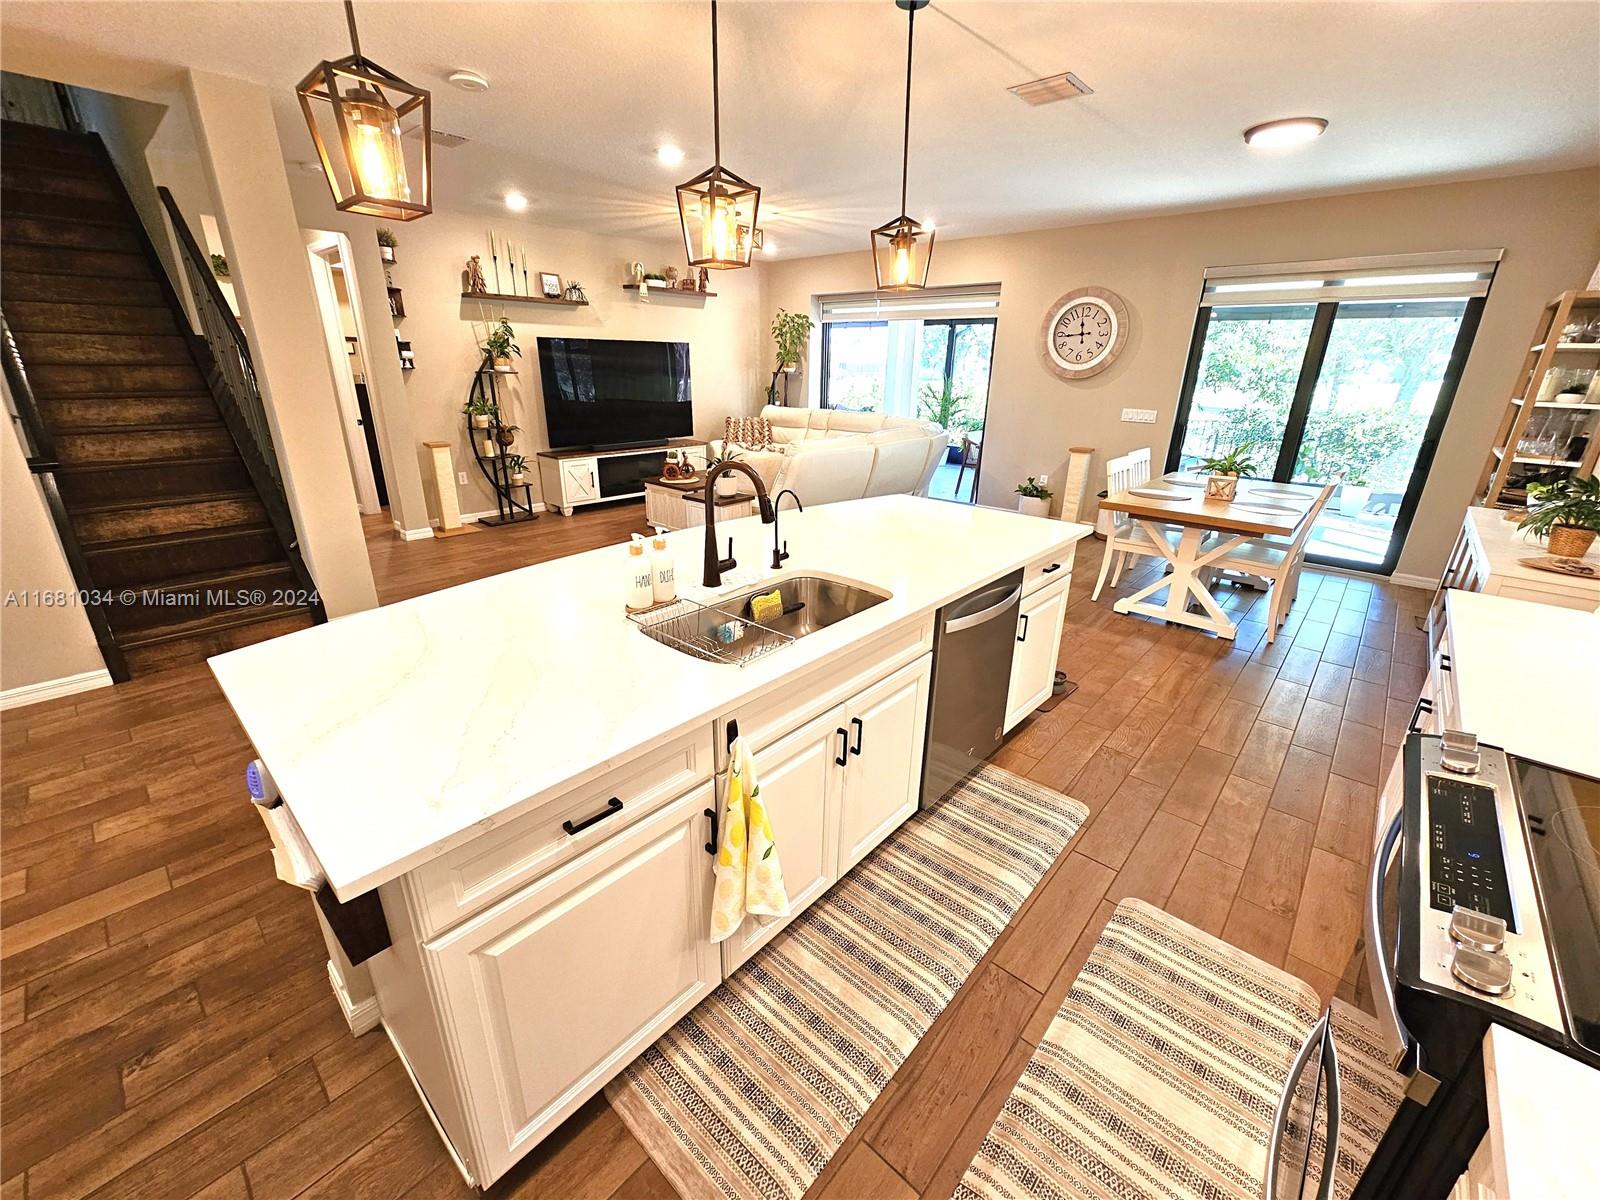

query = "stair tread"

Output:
[[70, 488, 259, 516], [51, 421, 224, 435], [82, 521, 275, 554], [118, 604, 310, 649], [55, 454, 242, 474], [125, 560, 295, 596]]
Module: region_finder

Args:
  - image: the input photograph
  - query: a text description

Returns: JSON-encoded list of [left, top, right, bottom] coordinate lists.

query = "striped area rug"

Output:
[[955, 900, 1404, 1200], [606, 764, 1089, 1200]]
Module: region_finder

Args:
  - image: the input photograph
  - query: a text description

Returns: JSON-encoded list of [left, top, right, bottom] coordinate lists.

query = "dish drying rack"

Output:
[[628, 597, 793, 666]]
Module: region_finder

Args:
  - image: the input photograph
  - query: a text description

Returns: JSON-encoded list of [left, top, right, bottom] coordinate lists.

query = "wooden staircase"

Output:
[[2, 119, 320, 678]]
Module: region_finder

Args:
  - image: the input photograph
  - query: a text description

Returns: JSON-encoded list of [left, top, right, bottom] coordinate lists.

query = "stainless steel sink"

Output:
[[715, 576, 889, 640]]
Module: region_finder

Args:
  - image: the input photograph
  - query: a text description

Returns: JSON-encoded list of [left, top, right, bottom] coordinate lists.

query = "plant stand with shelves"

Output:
[[464, 356, 539, 528]]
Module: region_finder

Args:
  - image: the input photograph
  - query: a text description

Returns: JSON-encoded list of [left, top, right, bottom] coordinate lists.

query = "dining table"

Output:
[[1097, 472, 1323, 639]]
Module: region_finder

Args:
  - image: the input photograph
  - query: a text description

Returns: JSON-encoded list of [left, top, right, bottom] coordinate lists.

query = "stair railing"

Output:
[[1, 309, 132, 682], [150, 183, 325, 623]]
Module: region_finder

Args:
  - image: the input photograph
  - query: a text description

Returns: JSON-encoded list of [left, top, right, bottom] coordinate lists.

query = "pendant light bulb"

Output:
[[675, 1, 761, 269], [341, 86, 409, 203]]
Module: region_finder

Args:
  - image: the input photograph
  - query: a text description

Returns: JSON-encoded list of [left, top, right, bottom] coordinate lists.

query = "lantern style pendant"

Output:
[[676, 0, 760, 269], [870, 0, 934, 290], [297, 0, 432, 221]]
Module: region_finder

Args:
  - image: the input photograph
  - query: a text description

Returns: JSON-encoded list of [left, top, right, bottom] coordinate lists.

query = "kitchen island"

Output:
[[210, 494, 1091, 1187]]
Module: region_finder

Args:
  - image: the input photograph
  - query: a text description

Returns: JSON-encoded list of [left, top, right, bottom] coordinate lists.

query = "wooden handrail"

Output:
[[1, 309, 60, 471], [157, 186, 254, 370]]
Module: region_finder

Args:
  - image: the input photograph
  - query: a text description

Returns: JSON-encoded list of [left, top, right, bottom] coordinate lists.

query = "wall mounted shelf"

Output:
[[622, 285, 716, 299], [461, 292, 588, 308], [387, 287, 406, 318]]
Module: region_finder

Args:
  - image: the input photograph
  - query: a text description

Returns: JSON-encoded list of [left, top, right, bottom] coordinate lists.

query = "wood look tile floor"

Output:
[[1, 502, 1424, 1199]]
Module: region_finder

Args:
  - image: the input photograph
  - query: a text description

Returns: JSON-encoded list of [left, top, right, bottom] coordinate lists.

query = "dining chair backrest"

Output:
[[1105, 452, 1139, 534], [1283, 480, 1338, 555], [1128, 447, 1153, 488]]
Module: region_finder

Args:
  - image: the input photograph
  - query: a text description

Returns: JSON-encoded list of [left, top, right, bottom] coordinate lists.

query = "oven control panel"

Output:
[[1415, 736, 1564, 1036]]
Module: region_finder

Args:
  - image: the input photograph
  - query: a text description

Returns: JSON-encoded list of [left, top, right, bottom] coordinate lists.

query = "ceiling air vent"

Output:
[[1008, 72, 1093, 107], [406, 126, 471, 149]]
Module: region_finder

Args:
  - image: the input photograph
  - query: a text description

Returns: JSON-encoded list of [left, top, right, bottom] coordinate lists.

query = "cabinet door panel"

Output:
[[1005, 578, 1068, 733], [563, 460, 598, 503], [838, 655, 932, 874], [720, 705, 845, 974], [427, 785, 717, 1184]]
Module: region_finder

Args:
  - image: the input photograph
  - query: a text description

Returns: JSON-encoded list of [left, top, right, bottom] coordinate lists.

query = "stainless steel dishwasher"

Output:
[[920, 569, 1023, 809]]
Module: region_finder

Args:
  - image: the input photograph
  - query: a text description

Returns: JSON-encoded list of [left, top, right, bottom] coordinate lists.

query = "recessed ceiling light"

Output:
[[505, 191, 528, 212], [762, 239, 776, 255], [448, 70, 490, 92], [656, 143, 685, 167], [1243, 117, 1328, 148]]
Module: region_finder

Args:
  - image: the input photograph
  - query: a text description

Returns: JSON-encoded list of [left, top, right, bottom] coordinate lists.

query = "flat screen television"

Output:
[[535, 337, 693, 450]]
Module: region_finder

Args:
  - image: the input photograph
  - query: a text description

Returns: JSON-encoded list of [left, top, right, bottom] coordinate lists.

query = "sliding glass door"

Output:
[[1169, 295, 1483, 573]]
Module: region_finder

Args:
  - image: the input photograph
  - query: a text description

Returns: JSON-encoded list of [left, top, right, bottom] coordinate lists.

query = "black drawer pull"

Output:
[[1041, 562, 1062, 574], [1017, 613, 1030, 642], [850, 716, 864, 756], [704, 806, 719, 855], [836, 727, 849, 766], [562, 797, 623, 836], [1438, 654, 1451, 673], [1408, 697, 1434, 735]]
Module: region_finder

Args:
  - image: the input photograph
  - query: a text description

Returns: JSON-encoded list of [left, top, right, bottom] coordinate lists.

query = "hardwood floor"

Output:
[[1, 500, 1423, 1199]]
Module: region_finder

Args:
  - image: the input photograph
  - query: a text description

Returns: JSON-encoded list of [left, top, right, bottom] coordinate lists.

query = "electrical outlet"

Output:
[[1036, 474, 1047, 484], [1121, 408, 1158, 424], [458, 471, 468, 485]]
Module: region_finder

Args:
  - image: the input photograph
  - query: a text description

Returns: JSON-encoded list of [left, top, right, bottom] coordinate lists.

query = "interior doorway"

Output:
[[305, 233, 389, 514]]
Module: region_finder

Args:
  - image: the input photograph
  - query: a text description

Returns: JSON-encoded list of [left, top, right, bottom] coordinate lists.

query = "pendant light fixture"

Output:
[[297, 0, 433, 220], [870, 0, 934, 291], [676, 0, 760, 269]]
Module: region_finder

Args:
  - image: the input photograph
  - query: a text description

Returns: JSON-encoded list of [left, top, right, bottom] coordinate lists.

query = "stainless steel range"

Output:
[[1356, 730, 1600, 1198]]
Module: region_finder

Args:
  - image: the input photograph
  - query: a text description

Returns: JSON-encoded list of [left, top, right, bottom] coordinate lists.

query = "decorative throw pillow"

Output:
[[724, 416, 774, 451]]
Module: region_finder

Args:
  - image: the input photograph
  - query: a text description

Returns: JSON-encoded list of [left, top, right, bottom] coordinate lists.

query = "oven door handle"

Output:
[[1367, 806, 1434, 1087], [1264, 1008, 1341, 1200]]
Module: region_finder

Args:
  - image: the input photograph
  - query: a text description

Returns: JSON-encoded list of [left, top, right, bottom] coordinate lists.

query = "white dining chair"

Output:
[[1206, 479, 1338, 640], [1091, 450, 1185, 602]]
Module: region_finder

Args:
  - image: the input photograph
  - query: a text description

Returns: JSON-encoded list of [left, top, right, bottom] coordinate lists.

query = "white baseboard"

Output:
[[1, 667, 114, 711], [455, 503, 546, 523], [326, 959, 383, 1036], [1388, 572, 1437, 591], [392, 521, 435, 541]]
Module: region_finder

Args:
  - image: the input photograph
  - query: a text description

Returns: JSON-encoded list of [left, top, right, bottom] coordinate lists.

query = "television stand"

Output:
[[536, 437, 707, 517]]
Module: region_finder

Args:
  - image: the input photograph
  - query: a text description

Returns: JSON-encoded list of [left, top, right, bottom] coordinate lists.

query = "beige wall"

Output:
[[762, 168, 1600, 579], [285, 173, 765, 524]]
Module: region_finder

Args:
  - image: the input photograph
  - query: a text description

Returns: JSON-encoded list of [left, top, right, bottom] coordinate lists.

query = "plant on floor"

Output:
[[1015, 475, 1052, 517], [210, 253, 229, 278], [484, 318, 520, 367], [771, 309, 814, 371], [918, 381, 982, 442], [1015, 476, 1052, 499], [1518, 474, 1600, 557]]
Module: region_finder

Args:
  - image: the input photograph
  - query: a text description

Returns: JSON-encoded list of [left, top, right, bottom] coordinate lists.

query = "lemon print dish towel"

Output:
[[709, 736, 789, 943]]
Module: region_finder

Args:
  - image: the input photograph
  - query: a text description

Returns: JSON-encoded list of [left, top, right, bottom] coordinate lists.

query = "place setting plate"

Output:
[[1232, 502, 1302, 515], [1249, 485, 1312, 499], [1129, 485, 1192, 500]]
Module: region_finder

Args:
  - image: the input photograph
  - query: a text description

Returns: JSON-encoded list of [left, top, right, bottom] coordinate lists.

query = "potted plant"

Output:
[[705, 446, 744, 498], [643, 271, 668, 286], [505, 453, 529, 486], [1518, 474, 1600, 558], [376, 227, 397, 263], [1339, 473, 1372, 517], [1015, 476, 1052, 518], [463, 396, 497, 429], [918, 382, 980, 463], [771, 309, 814, 373], [1197, 443, 1257, 501], [210, 253, 229, 278], [496, 423, 520, 449], [484, 318, 520, 371]]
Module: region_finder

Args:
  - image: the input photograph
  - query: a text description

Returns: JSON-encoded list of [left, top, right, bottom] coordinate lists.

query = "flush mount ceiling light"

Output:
[[297, 0, 432, 220], [505, 191, 528, 212], [447, 69, 489, 92], [656, 143, 686, 167], [1243, 116, 1329, 148], [870, 0, 934, 291], [676, 0, 760, 269]]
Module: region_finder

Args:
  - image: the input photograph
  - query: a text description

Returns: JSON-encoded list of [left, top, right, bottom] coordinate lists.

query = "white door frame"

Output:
[[305, 237, 380, 514]]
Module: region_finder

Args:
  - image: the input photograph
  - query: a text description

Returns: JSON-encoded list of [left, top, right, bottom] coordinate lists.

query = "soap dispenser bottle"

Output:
[[626, 535, 654, 611], [650, 534, 676, 604]]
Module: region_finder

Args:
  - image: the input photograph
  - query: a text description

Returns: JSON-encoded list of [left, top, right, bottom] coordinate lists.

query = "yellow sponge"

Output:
[[748, 588, 784, 624]]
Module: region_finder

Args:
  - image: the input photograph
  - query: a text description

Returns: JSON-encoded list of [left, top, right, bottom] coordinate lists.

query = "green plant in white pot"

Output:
[[1015, 476, 1052, 518], [463, 395, 497, 429], [484, 318, 520, 371], [1519, 474, 1600, 559], [771, 308, 814, 372], [1197, 443, 1257, 502], [376, 227, 397, 262], [1339, 472, 1371, 517], [505, 453, 529, 486]]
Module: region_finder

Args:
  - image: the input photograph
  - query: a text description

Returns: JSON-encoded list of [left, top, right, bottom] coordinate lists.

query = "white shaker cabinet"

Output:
[[1005, 574, 1070, 733], [423, 784, 720, 1184], [837, 655, 932, 875]]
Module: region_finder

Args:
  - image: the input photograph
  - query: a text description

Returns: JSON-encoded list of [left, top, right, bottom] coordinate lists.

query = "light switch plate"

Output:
[[1121, 408, 1158, 424], [458, 472, 469, 485]]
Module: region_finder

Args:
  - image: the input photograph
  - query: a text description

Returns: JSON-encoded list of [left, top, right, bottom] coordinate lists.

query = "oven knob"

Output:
[[1451, 945, 1513, 996], [1449, 906, 1507, 954], [1439, 729, 1481, 775]]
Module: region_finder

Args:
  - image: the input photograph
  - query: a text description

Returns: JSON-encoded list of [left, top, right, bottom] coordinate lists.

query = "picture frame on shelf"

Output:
[[540, 272, 562, 299]]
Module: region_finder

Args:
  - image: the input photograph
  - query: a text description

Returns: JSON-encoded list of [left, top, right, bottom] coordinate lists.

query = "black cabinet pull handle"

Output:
[[850, 716, 864, 757], [704, 806, 719, 855], [562, 797, 623, 836], [1041, 562, 1062, 574], [1017, 613, 1030, 642], [1408, 697, 1434, 735], [835, 727, 849, 766], [1438, 654, 1451, 673]]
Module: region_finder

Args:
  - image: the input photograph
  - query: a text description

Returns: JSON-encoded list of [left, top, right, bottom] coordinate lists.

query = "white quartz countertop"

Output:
[[1445, 589, 1600, 777], [210, 496, 1091, 898], [1483, 1024, 1600, 1197]]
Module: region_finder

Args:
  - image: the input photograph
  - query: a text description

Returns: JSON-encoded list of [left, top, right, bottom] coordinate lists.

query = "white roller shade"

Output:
[[819, 283, 1002, 322], [1200, 250, 1502, 306]]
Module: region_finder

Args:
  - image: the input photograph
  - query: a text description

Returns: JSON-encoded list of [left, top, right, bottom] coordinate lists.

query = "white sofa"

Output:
[[713, 405, 947, 507]]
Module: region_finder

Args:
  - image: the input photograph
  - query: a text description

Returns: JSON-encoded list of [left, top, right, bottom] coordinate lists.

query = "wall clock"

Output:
[[1041, 287, 1129, 380]]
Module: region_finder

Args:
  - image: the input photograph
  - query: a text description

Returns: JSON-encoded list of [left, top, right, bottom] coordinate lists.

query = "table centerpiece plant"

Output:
[[1197, 443, 1257, 502], [1518, 474, 1600, 558]]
